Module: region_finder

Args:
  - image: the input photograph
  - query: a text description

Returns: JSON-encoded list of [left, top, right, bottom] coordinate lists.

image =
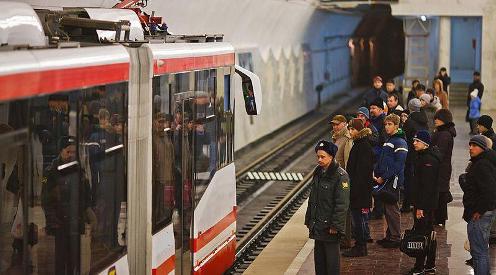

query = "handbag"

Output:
[[400, 229, 436, 258], [372, 176, 399, 204]]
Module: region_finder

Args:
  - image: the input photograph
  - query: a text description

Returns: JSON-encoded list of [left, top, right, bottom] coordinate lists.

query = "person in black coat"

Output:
[[343, 119, 373, 257], [466, 71, 484, 107], [410, 130, 441, 274], [460, 135, 496, 275], [401, 99, 428, 213], [436, 67, 451, 93], [432, 109, 456, 226]]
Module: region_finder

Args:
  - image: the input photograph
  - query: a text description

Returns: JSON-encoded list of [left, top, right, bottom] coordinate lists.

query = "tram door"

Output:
[[173, 94, 195, 275], [0, 127, 30, 274]]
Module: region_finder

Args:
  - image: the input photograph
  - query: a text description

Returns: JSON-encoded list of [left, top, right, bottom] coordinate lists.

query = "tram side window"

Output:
[[216, 69, 233, 168], [80, 84, 127, 273], [151, 75, 176, 233]]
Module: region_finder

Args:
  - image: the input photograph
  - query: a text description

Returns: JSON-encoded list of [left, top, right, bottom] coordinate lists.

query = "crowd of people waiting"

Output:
[[305, 69, 496, 275]]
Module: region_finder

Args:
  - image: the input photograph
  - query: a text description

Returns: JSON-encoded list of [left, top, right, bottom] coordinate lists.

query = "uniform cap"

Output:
[[315, 140, 338, 157]]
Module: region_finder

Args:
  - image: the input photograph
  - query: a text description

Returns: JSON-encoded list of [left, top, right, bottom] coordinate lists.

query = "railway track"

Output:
[[227, 91, 363, 274]]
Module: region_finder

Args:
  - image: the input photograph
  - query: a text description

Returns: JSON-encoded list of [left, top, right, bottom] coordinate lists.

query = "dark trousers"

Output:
[[314, 240, 340, 275], [351, 209, 369, 246], [55, 227, 79, 274], [402, 163, 413, 208], [435, 200, 448, 225], [372, 198, 384, 217], [413, 210, 436, 269]]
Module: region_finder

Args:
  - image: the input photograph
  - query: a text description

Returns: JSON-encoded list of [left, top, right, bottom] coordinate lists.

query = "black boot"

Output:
[[342, 244, 367, 257]]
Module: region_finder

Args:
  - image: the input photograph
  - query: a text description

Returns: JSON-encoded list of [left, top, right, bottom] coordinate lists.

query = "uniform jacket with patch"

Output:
[[305, 161, 350, 242]]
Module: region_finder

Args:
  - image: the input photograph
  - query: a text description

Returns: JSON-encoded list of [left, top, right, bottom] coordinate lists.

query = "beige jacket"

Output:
[[332, 127, 353, 169]]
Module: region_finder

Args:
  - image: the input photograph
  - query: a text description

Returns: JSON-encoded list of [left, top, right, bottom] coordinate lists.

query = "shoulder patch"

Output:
[[342, 181, 349, 189]]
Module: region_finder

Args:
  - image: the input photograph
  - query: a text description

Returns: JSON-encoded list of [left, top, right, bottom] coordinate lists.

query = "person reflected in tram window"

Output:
[[41, 136, 92, 275], [193, 119, 211, 173], [37, 94, 69, 168], [88, 108, 120, 248], [152, 113, 175, 228], [110, 114, 125, 143]]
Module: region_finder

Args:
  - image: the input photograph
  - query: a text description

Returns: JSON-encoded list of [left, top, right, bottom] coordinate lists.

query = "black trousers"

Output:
[[413, 210, 437, 269], [314, 240, 340, 275]]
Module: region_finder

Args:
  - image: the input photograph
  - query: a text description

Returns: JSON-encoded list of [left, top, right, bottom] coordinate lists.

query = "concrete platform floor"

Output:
[[244, 102, 496, 274]]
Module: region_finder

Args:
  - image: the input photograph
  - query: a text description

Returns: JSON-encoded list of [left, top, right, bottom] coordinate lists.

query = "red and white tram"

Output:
[[0, 2, 261, 274]]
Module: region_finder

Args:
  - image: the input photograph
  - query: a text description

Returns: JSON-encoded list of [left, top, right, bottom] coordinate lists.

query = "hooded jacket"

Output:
[[332, 126, 353, 169], [432, 122, 456, 192], [412, 146, 442, 210], [305, 161, 350, 241], [346, 128, 373, 209], [422, 104, 438, 133], [460, 150, 496, 222], [374, 130, 408, 187]]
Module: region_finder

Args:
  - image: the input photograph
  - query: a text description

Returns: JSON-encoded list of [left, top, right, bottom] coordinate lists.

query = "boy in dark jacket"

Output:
[[305, 140, 350, 275], [401, 98, 428, 213], [460, 135, 496, 275], [410, 130, 441, 275], [343, 119, 373, 257], [477, 115, 496, 150], [374, 114, 408, 248], [432, 109, 456, 226]]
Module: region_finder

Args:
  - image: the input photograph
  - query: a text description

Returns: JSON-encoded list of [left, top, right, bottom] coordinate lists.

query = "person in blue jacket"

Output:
[[373, 114, 408, 248]]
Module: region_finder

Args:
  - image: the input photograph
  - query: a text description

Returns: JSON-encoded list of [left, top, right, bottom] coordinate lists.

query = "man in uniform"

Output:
[[305, 140, 350, 275]]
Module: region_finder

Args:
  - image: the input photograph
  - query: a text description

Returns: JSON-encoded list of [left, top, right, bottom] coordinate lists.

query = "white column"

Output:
[[481, 3, 496, 110], [438, 17, 451, 74]]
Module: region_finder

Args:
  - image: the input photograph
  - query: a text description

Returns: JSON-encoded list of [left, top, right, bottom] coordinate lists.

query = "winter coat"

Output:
[[469, 97, 481, 120], [467, 80, 484, 106], [305, 161, 350, 242], [153, 132, 175, 182], [387, 104, 404, 116], [332, 127, 353, 169], [403, 111, 428, 164], [370, 113, 387, 157], [362, 88, 388, 107], [432, 122, 456, 192], [436, 91, 449, 109], [412, 146, 442, 210], [346, 128, 373, 209], [460, 150, 496, 222], [482, 128, 496, 150], [374, 130, 408, 187], [422, 105, 437, 133]]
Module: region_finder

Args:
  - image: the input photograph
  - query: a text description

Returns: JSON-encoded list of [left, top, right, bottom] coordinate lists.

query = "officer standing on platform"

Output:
[[305, 140, 350, 275]]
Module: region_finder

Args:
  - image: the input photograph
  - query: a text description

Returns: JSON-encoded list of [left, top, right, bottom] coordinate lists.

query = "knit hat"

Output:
[[370, 97, 385, 109], [357, 107, 370, 119], [408, 98, 422, 112], [315, 140, 338, 157], [330, 115, 347, 125], [469, 135, 489, 151], [373, 76, 382, 82], [59, 136, 76, 150], [419, 93, 432, 103], [434, 109, 453, 124], [413, 130, 431, 147], [349, 118, 364, 131], [477, 115, 493, 130]]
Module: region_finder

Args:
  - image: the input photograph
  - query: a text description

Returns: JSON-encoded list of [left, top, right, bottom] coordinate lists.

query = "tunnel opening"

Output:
[[350, 5, 404, 86]]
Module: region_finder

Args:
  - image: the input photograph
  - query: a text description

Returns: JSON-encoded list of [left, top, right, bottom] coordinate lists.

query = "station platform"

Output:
[[243, 102, 496, 274]]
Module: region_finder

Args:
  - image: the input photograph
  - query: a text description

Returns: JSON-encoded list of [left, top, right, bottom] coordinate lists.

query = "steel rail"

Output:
[[235, 171, 313, 254]]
